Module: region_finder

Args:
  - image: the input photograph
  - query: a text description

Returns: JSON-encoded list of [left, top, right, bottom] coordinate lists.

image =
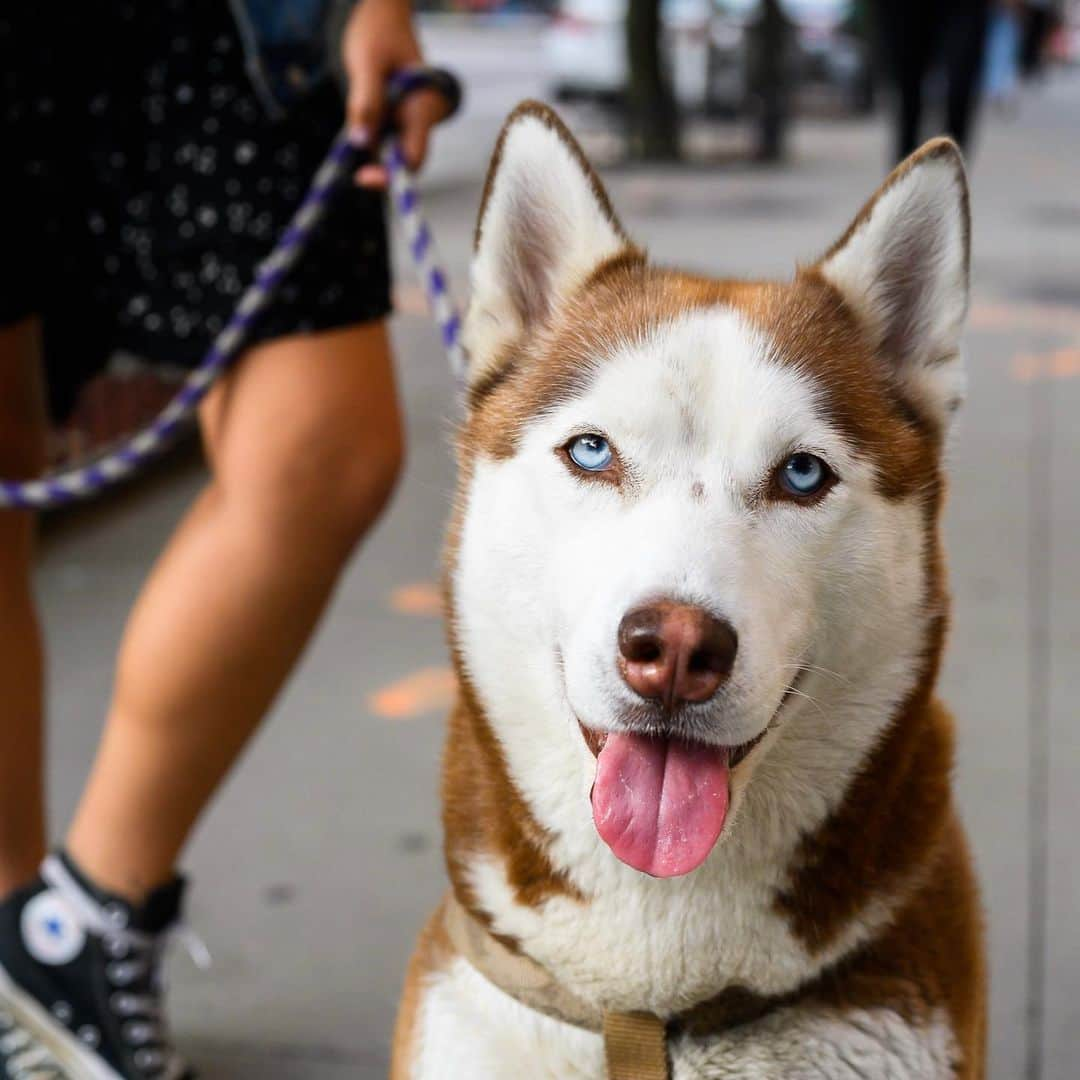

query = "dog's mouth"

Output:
[[578, 723, 764, 769], [579, 680, 800, 880]]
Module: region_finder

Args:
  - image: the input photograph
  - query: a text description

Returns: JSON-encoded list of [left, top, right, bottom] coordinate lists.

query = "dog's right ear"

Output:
[[463, 102, 633, 391]]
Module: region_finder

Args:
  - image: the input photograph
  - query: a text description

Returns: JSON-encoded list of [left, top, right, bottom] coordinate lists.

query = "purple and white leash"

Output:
[[386, 136, 465, 384], [0, 68, 464, 511]]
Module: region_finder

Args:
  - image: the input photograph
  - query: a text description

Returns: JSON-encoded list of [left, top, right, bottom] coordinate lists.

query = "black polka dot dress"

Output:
[[0, 1, 391, 420]]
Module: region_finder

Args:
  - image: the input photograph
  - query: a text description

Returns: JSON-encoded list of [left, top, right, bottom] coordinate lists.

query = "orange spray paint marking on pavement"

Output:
[[1011, 347, 1080, 382], [368, 666, 457, 719], [972, 301, 1080, 336], [962, 300, 1080, 382], [390, 582, 443, 617]]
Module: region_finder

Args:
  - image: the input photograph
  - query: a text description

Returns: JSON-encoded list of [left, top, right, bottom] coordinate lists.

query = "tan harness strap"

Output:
[[442, 892, 604, 1029], [603, 1011, 670, 1080], [442, 893, 671, 1080]]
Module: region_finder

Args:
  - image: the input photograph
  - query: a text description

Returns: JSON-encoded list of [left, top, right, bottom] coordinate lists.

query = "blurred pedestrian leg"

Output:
[[747, 0, 795, 162], [876, 0, 992, 162], [984, 2, 1021, 107], [1020, 0, 1059, 79], [626, 0, 680, 160]]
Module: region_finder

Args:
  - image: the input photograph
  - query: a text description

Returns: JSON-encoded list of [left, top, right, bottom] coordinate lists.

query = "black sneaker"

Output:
[[0, 853, 199, 1080], [0, 1007, 67, 1079]]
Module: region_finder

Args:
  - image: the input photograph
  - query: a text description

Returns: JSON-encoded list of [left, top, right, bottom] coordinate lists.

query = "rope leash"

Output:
[[0, 68, 464, 510]]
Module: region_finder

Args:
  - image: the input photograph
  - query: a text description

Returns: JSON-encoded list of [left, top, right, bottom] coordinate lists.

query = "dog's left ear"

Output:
[[463, 101, 635, 391], [814, 138, 971, 428]]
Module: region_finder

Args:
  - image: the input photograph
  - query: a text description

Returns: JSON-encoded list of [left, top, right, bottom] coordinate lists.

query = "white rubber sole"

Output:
[[0, 960, 122, 1080]]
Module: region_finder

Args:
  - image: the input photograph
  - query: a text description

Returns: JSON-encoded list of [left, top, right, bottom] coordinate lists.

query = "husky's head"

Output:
[[448, 103, 969, 882]]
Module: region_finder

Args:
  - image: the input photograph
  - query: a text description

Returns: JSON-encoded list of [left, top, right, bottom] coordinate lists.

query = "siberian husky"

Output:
[[392, 102, 986, 1079]]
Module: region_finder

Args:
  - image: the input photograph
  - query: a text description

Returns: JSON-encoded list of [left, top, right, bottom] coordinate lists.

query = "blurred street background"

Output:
[[31, 2, 1080, 1078]]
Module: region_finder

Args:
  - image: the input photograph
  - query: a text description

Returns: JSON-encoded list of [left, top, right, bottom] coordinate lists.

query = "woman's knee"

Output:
[[324, 416, 406, 541], [218, 405, 405, 556], [201, 322, 406, 557]]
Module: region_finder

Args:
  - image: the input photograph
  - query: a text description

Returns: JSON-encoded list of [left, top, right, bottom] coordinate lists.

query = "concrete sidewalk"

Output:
[[34, 33, 1080, 1080]]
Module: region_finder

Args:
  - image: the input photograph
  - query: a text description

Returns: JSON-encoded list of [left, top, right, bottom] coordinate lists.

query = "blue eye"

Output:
[[567, 434, 614, 472], [779, 453, 832, 497]]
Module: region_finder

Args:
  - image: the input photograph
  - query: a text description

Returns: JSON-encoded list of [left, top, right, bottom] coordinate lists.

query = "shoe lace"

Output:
[[101, 923, 210, 1077], [0, 1010, 65, 1080]]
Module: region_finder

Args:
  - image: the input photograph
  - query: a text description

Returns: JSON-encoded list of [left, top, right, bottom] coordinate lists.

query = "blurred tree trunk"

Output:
[[625, 0, 680, 160]]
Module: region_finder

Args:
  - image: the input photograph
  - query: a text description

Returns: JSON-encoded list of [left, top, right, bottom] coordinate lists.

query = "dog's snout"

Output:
[[617, 601, 737, 708]]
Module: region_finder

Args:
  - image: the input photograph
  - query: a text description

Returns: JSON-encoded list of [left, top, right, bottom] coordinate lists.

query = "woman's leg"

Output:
[[943, 0, 992, 152], [0, 317, 48, 897], [66, 321, 403, 899], [878, 0, 936, 162]]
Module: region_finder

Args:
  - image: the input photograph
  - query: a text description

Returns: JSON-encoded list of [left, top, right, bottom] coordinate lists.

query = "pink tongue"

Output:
[[591, 732, 730, 878]]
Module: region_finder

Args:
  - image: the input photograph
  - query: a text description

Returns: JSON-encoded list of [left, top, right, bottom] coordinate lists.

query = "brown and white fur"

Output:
[[392, 103, 986, 1078]]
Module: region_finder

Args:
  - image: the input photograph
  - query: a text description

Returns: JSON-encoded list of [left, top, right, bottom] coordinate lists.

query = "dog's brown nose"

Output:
[[617, 601, 737, 708]]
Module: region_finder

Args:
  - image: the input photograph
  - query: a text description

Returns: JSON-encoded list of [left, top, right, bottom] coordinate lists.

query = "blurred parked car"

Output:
[[544, 0, 873, 114]]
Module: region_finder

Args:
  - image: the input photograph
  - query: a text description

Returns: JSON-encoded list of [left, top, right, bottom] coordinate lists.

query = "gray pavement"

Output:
[[33, 24, 1080, 1079]]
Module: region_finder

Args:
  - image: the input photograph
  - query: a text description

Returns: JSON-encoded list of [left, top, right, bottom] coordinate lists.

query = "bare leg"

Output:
[[0, 317, 48, 897], [66, 321, 403, 899]]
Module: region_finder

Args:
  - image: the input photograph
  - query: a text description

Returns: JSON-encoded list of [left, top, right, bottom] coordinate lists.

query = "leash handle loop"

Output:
[[384, 66, 463, 130]]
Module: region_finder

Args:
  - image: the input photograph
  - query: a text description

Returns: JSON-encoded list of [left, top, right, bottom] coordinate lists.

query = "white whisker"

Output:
[[779, 662, 853, 688], [782, 685, 829, 722]]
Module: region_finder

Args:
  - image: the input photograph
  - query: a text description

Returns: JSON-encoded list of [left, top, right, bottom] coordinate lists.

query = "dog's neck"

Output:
[[441, 596, 953, 1014]]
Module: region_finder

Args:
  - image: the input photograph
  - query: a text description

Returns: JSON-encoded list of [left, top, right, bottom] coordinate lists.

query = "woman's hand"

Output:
[[342, 0, 449, 188]]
